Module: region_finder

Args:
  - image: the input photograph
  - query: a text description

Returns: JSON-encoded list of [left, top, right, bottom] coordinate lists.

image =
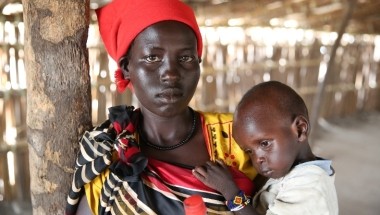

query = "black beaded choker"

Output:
[[138, 107, 197, 151]]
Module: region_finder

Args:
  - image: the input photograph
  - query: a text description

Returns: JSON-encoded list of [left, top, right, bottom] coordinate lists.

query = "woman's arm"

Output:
[[76, 195, 92, 215]]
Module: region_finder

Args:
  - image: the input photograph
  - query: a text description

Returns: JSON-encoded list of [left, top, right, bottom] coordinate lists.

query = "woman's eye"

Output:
[[144, 55, 161, 62], [179, 55, 194, 62]]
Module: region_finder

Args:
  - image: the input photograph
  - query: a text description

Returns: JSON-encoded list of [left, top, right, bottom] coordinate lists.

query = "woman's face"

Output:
[[126, 21, 201, 116]]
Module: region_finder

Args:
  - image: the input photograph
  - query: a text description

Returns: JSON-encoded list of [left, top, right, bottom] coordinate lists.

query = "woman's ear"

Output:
[[293, 115, 309, 142], [119, 56, 130, 79]]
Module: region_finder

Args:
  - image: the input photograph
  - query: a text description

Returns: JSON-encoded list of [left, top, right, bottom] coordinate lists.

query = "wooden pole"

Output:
[[22, 0, 92, 213], [309, 0, 357, 142]]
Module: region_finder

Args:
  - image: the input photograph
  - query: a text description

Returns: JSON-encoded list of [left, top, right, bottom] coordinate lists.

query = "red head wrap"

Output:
[[96, 0, 203, 93]]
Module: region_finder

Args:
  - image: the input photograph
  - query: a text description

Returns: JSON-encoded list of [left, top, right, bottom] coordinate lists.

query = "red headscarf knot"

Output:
[[115, 69, 130, 93]]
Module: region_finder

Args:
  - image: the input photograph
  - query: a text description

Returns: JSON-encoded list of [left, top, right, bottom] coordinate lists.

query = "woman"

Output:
[[66, 0, 256, 214]]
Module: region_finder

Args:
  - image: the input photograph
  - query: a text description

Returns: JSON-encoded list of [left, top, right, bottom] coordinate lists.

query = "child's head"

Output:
[[232, 81, 312, 179]]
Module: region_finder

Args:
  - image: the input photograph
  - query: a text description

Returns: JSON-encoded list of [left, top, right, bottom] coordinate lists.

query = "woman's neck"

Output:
[[138, 107, 195, 148]]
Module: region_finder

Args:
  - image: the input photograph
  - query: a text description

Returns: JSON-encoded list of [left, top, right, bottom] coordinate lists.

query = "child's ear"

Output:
[[293, 115, 309, 142]]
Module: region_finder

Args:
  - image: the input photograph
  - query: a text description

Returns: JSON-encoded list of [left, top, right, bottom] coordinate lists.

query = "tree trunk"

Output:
[[22, 0, 91, 214]]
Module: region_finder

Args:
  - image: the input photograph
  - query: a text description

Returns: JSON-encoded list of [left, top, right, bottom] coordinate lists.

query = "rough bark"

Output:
[[22, 0, 91, 214]]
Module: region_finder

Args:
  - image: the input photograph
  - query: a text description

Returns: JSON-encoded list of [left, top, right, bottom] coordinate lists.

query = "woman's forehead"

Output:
[[138, 21, 196, 39], [131, 21, 198, 51]]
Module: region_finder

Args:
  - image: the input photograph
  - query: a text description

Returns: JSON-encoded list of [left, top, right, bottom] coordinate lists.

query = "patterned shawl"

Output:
[[66, 105, 254, 215]]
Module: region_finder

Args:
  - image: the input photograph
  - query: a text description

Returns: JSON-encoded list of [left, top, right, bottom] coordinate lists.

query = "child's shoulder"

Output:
[[290, 159, 334, 178], [280, 162, 335, 189]]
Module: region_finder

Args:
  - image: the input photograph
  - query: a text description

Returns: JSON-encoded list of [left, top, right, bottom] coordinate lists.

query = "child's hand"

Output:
[[192, 159, 239, 199]]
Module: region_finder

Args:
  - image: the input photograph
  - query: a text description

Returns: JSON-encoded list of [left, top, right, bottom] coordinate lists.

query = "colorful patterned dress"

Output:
[[66, 105, 256, 215]]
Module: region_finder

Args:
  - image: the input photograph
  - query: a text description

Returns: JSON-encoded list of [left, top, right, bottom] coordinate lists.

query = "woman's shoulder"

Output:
[[199, 111, 233, 124]]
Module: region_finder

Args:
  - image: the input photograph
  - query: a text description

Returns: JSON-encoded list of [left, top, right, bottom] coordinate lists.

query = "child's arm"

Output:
[[193, 159, 239, 199], [192, 160, 259, 215]]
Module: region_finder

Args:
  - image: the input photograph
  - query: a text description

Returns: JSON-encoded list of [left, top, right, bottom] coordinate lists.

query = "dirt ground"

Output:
[[312, 111, 380, 215]]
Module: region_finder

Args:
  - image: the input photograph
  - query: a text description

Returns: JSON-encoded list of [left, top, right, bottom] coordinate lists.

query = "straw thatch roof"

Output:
[[183, 0, 380, 34], [1, 0, 380, 34]]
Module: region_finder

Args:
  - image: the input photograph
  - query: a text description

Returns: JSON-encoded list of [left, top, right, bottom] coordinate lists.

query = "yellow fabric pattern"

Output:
[[84, 152, 118, 214], [201, 112, 256, 180], [84, 169, 108, 215], [84, 112, 257, 214]]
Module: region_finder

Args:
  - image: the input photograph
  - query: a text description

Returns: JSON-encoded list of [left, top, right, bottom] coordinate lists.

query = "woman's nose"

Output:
[[160, 58, 180, 82]]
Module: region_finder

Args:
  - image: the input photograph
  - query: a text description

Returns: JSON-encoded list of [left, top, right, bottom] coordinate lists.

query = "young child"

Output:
[[193, 80, 338, 215]]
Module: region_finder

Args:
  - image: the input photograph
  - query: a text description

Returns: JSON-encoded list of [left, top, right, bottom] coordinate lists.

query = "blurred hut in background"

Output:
[[0, 0, 379, 214]]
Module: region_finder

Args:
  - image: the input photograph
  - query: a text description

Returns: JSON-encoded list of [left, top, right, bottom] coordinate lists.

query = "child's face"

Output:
[[233, 105, 301, 179]]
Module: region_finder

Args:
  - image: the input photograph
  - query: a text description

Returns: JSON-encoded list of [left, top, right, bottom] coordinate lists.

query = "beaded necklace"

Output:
[[138, 107, 196, 151]]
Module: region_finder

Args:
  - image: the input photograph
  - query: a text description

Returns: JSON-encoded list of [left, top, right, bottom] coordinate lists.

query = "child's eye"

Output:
[[178, 55, 195, 62], [260, 140, 271, 148], [244, 148, 253, 154]]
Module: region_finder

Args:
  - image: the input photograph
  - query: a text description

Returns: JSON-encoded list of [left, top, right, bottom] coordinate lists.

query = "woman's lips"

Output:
[[157, 88, 182, 102]]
